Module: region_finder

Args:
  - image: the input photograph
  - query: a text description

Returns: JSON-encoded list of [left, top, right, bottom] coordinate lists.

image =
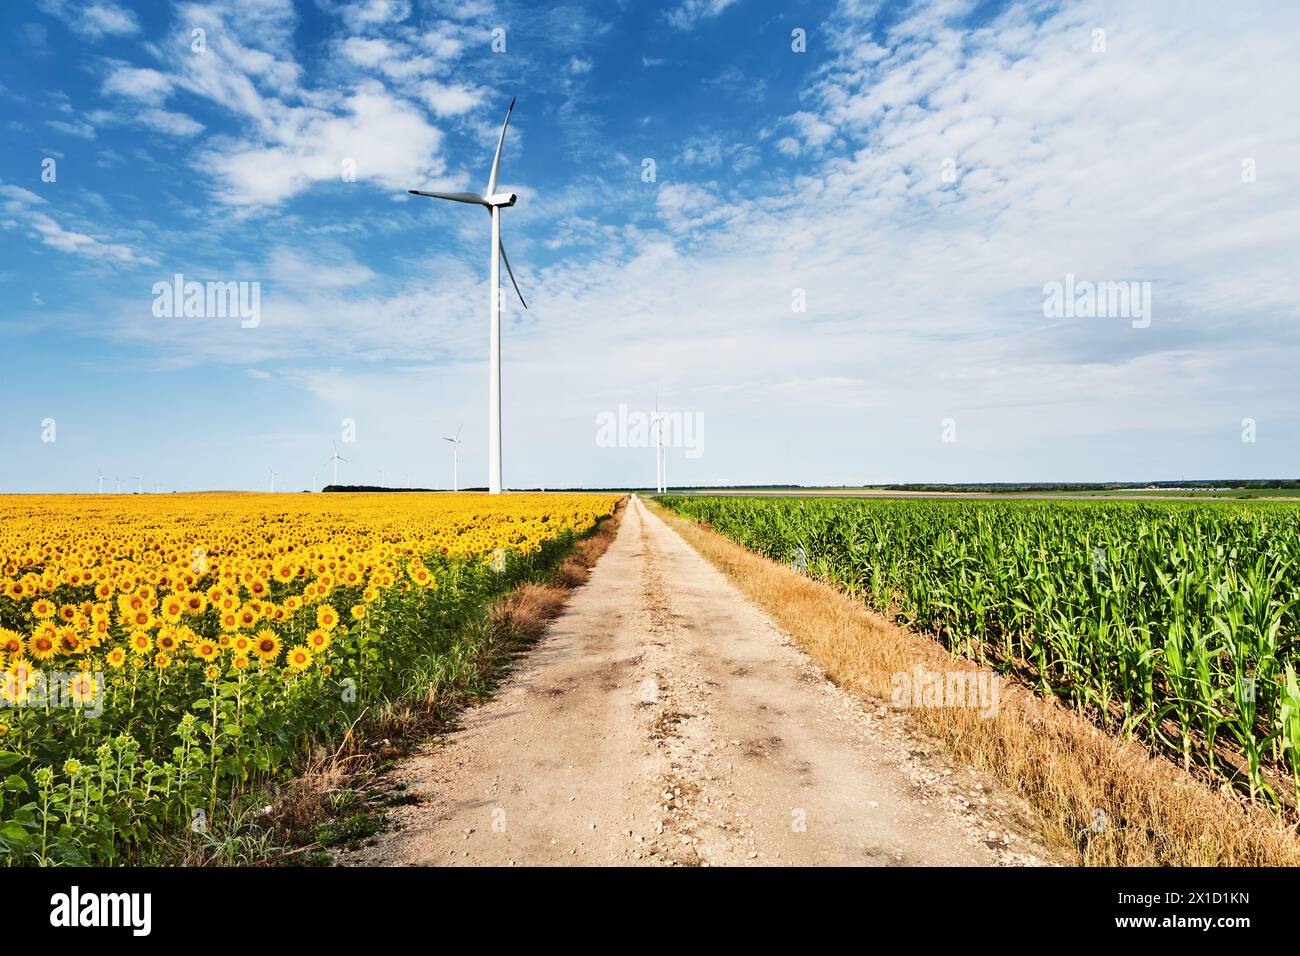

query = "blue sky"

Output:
[[1, 0, 1298, 493]]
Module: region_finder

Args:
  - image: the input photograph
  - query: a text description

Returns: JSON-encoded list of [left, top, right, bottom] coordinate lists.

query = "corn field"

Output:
[[661, 495, 1300, 808]]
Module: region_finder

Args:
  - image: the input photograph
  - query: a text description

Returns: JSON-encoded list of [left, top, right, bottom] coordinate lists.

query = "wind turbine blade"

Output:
[[443, 437, 456, 443], [408, 190, 489, 206], [499, 238, 528, 310], [456, 424, 463, 441], [486, 97, 516, 196]]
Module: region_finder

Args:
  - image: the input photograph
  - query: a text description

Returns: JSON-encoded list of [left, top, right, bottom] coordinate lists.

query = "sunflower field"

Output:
[[0, 492, 618, 864]]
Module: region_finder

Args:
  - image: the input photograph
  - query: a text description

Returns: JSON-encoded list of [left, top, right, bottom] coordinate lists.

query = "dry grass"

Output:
[[649, 499, 1300, 866]]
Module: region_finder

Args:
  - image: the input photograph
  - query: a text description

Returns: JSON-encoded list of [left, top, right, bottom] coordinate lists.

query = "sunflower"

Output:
[[350, 604, 366, 621], [306, 628, 330, 652], [130, 631, 153, 654], [31, 598, 55, 619], [194, 639, 219, 662], [27, 629, 57, 661], [160, 595, 184, 623], [286, 644, 313, 673], [68, 672, 98, 708], [153, 652, 172, 670], [253, 630, 281, 662], [0, 629, 23, 656], [156, 630, 180, 653], [184, 592, 207, 615], [105, 647, 127, 669], [205, 664, 221, 682], [231, 653, 250, 671], [237, 606, 259, 629], [316, 605, 338, 631], [56, 628, 81, 656], [2, 661, 39, 704]]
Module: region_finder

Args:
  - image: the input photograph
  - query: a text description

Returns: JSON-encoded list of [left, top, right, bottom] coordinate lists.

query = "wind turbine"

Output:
[[114, 477, 121, 494], [443, 424, 463, 492], [133, 475, 143, 494], [97, 468, 105, 494], [409, 97, 528, 495], [326, 441, 348, 487], [652, 396, 666, 494], [269, 469, 277, 493]]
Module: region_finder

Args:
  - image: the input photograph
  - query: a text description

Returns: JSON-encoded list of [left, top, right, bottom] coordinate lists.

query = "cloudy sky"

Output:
[[1, 0, 1297, 492]]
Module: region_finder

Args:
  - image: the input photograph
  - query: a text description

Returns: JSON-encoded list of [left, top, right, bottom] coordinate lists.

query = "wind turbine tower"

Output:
[[410, 98, 528, 495], [443, 425, 463, 492]]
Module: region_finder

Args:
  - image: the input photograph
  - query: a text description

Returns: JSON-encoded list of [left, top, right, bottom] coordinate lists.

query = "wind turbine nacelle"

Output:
[[485, 192, 518, 207]]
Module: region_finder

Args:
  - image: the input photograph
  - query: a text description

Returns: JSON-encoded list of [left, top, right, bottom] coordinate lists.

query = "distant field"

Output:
[[660, 493, 1300, 807], [660, 487, 1300, 501]]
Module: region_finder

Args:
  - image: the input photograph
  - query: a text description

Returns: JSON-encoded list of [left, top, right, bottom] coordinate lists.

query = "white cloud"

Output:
[[340, 0, 411, 31], [339, 36, 398, 68], [666, 0, 739, 30], [1, 190, 148, 265], [207, 84, 445, 206], [45, 119, 95, 139], [38, 0, 140, 38], [418, 80, 482, 117], [102, 66, 173, 104], [136, 108, 204, 137]]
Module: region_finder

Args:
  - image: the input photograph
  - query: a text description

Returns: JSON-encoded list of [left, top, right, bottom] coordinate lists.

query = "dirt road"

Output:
[[345, 495, 1050, 866]]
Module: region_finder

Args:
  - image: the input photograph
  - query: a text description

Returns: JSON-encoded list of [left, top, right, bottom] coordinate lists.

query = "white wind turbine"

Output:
[[269, 469, 278, 493], [443, 424, 463, 492], [409, 97, 528, 495], [132, 475, 143, 494], [326, 441, 348, 487], [97, 468, 105, 495], [652, 396, 667, 494]]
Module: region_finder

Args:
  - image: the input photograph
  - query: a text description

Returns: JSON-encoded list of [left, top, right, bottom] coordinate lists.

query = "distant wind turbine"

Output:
[[652, 396, 666, 494], [326, 442, 348, 487], [269, 469, 278, 493], [114, 477, 121, 494], [443, 425, 463, 492], [409, 97, 528, 495], [132, 475, 143, 494], [97, 468, 105, 495]]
